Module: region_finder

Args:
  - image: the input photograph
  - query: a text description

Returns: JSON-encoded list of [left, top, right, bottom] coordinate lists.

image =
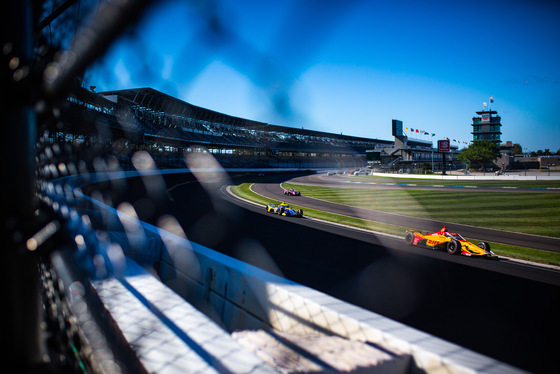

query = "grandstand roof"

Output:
[[100, 87, 267, 128], [99, 87, 392, 146]]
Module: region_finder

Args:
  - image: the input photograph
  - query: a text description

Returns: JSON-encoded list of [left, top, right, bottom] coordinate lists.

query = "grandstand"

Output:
[[53, 85, 392, 170]]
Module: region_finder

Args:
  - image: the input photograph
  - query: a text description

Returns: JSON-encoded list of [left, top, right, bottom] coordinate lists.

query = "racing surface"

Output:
[[251, 173, 560, 253], [121, 172, 559, 373], [290, 172, 560, 193]]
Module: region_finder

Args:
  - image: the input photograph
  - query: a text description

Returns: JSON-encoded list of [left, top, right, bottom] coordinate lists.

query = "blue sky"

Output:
[[85, 0, 560, 152]]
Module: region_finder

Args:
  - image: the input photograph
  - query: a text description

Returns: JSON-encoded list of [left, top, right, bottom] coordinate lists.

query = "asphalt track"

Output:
[[251, 172, 560, 253], [111, 172, 560, 373]]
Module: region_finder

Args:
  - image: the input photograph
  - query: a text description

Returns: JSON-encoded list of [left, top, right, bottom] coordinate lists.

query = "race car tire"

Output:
[[405, 232, 415, 245], [278, 206, 285, 215], [447, 240, 461, 255], [477, 242, 491, 251], [296, 209, 303, 217]]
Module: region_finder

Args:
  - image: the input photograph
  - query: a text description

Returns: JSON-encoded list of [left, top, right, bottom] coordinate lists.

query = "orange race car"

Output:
[[405, 226, 497, 258]]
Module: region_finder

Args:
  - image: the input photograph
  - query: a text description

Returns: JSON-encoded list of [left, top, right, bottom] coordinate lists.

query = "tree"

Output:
[[457, 141, 500, 169], [420, 162, 431, 174]]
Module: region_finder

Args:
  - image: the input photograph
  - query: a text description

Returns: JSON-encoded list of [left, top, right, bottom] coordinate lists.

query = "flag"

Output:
[[410, 128, 414, 132], [405, 127, 408, 131], [490, 96, 494, 103], [431, 133, 435, 137], [416, 129, 419, 133]]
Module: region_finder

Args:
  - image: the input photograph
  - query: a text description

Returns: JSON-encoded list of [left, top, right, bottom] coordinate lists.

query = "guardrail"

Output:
[[43, 169, 526, 373]]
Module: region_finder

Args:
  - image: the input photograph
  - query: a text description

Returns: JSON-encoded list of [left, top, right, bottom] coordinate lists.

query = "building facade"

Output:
[[368, 119, 460, 172]]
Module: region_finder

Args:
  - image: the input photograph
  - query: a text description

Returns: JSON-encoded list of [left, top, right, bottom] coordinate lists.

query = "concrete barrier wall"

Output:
[[152, 225, 524, 373]]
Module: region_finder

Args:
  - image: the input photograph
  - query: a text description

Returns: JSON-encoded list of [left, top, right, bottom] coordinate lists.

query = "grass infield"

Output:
[[230, 181, 560, 266], [282, 183, 560, 238], [357, 175, 560, 189]]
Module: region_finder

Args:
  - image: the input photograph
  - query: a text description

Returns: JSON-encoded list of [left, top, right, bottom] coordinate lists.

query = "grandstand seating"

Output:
[[50, 86, 392, 169]]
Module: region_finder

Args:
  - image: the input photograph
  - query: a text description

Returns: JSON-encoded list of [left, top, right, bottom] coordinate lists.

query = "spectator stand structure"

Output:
[[52, 86, 392, 170]]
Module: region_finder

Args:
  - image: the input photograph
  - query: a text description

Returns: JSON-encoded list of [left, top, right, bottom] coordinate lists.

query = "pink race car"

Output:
[[283, 188, 301, 196]]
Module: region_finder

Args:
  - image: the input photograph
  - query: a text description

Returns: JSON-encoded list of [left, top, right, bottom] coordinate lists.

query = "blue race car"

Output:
[[266, 202, 303, 217]]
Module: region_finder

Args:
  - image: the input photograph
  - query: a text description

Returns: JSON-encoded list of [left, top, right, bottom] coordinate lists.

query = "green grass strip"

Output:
[[231, 182, 410, 237], [283, 183, 560, 238], [230, 182, 560, 266]]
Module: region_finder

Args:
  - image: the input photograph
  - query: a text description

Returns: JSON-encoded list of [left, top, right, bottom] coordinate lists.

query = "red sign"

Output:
[[438, 139, 450, 152]]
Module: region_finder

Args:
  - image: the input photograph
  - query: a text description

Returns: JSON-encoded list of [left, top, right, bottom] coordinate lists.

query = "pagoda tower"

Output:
[[471, 108, 502, 146]]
